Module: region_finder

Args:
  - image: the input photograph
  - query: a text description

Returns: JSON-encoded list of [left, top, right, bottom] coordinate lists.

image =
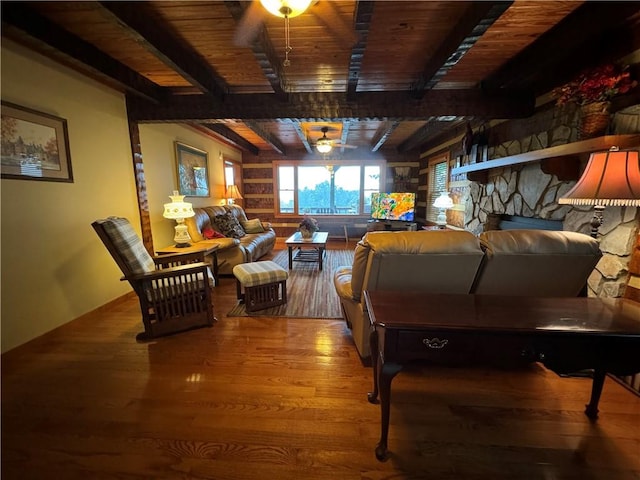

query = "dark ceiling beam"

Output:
[[347, 1, 375, 101], [96, 2, 227, 101], [1, 2, 164, 104], [416, 118, 480, 155], [127, 89, 535, 122], [291, 122, 314, 154], [484, 2, 640, 95], [225, 1, 290, 100], [244, 120, 287, 155], [371, 121, 400, 152], [200, 123, 260, 155], [412, 1, 512, 98], [398, 118, 464, 153]]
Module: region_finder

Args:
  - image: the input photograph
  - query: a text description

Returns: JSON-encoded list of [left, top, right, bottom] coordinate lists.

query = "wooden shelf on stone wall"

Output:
[[450, 134, 640, 184]]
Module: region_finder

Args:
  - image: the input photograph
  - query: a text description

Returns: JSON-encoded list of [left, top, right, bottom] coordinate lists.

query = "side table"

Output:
[[156, 243, 221, 285]]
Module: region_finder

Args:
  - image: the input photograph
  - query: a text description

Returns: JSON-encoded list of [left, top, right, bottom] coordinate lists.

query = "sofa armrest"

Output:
[[333, 266, 356, 301], [195, 238, 240, 251]]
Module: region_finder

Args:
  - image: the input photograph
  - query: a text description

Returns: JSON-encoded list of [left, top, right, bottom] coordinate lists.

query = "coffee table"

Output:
[[285, 231, 329, 271], [364, 291, 640, 461]]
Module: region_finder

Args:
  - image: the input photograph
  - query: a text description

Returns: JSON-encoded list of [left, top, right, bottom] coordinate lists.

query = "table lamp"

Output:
[[163, 190, 195, 247], [433, 191, 454, 228], [226, 184, 243, 205], [559, 147, 640, 239]]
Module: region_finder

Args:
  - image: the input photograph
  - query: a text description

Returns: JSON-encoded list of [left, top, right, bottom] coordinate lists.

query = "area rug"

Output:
[[227, 248, 354, 318]]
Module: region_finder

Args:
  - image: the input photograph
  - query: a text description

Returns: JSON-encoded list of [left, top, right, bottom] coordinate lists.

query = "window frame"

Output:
[[273, 159, 386, 218], [426, 153, 450, 223]]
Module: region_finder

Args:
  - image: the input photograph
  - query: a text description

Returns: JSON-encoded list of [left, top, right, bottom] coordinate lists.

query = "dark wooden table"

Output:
[[285, 231, 328, 271], [364, 291, 640, 461]]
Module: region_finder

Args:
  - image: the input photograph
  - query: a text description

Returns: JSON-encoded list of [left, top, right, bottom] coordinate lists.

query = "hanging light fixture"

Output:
[[315, 127, 333, 154], [316, 138, 333, 154], [260, 0, 311, 66]]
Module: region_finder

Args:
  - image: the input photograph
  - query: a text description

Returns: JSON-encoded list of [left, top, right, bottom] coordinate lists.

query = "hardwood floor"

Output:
[[2, 240, 640, 479]]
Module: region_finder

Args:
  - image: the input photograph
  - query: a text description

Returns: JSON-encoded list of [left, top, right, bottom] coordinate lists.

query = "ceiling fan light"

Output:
[[316, 140, 332, 154], [260, 0, 311, 18]]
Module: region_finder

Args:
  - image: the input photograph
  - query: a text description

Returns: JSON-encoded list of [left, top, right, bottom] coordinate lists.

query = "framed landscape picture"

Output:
[[1, 101, 73, 182], [175, 141, 209, 197]]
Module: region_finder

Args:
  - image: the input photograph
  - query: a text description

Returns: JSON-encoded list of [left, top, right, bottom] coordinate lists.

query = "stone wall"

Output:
[[460, 105, 640, 298]]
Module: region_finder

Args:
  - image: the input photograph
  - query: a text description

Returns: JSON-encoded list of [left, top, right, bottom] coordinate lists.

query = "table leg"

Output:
[[585, 368, 606, 420], [375, 361, 403, 461], [368, 328, 380, 403], [211, 250, 219, 285], [288, 246, 293, 269], [319, 246, 325, 271]]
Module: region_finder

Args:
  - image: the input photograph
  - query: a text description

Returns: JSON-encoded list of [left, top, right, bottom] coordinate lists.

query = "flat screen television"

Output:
[[370, 192, 416, 222]]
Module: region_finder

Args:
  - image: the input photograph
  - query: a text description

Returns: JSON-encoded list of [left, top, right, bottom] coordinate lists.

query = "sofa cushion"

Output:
[[241, 218, 265, 234], [474, 229, 602, 296], [214, 211, 246, 238]]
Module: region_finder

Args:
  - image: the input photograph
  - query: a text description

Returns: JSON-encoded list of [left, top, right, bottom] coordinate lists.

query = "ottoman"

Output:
[[233, 261, 288, 312]]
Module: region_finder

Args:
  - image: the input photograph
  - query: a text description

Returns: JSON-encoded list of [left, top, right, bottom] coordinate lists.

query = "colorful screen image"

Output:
[[370, 192, 416, 221]]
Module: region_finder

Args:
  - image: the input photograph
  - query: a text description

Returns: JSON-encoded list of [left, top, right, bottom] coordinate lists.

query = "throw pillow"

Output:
[[202, 226, 216, 239], [213, 211, 246, 238], [202, 227, 226, 239], [241, 218, 265, 234]]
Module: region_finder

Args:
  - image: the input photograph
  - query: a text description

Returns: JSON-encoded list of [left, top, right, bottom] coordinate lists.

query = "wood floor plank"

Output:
[[3, 241, 640, 479]]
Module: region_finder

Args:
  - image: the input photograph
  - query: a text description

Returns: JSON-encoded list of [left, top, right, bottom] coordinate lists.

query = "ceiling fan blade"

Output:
[[310, 1, 358, 47], [334, 144, 358, 149], [233, 0, 267, 47]]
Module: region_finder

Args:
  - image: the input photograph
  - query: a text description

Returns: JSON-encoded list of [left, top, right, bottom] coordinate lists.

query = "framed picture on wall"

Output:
[[1, 101, 73, 182], [175, 141, 209, 197]]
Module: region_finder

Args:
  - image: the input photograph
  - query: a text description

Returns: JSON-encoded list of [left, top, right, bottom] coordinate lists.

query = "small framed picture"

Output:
[[175, 141, 209, 197], [1, 101, 73, 182]]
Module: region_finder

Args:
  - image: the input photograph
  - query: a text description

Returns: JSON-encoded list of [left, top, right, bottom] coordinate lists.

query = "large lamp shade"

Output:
[[559, 148, 640, 207], [559, 148, 640, 238]]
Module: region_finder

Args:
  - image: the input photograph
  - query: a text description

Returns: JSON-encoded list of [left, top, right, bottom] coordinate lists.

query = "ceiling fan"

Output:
[[233, 0, 358, 53], [311, 126, 357, 154]]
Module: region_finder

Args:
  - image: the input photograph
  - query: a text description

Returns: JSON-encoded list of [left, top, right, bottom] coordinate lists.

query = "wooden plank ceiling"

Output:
[[2, 1, 639, 156]]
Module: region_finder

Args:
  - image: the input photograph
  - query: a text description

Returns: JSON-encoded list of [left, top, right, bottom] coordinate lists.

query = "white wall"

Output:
[[1, 40, 242, 353]]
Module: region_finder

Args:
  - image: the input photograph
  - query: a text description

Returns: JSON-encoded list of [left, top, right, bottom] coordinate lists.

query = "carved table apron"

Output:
[[364, 291, 640, 461]]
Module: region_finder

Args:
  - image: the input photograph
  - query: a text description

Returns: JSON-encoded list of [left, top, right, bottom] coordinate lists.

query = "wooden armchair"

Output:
[[92, 217, 215, 341]]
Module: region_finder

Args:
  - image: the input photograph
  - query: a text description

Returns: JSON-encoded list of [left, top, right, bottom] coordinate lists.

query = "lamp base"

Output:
[[589, 205, 605, 240], [173, 222, 192, 247]]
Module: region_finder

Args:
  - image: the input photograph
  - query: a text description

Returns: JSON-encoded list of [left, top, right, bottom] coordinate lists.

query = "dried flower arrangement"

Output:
[[552, 63, 637, 106]]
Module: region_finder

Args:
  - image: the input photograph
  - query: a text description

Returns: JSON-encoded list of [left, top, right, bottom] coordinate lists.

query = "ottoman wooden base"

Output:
[[233, 261, 288, 312]]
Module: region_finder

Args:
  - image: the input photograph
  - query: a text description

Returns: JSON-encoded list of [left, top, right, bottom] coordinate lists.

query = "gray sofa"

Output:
[[334, 229, 602, 360], [185, 204, 276, 275]]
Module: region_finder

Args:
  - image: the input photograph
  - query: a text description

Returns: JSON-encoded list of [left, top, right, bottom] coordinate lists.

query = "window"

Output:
[[274, 160, 385, 216], [426, 154, 449, 223]]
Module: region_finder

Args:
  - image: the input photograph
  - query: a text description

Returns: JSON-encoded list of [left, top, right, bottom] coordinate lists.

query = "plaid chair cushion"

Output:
[[102, 217, 155, 274]]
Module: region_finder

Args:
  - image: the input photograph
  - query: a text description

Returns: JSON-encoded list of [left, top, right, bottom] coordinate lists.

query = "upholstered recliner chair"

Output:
[[333, 230, 485, 361], [93, 217, 215, 341], [473, 229, 602, 296]]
